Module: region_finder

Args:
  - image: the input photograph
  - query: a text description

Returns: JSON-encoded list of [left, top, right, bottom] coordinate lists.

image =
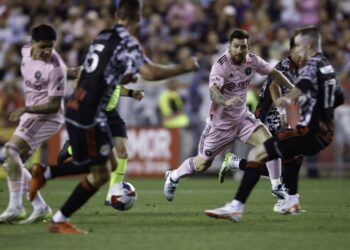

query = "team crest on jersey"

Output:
[[245, 67, 252, 76], [34, 71, 42, 80]]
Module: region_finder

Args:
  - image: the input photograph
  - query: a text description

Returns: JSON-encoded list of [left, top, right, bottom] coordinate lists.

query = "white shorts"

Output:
[[14, 116, 63, 154], [198, 113, 262, 160]]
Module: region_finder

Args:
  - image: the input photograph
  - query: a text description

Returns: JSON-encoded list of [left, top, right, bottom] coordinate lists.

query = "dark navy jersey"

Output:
[[296, 53, 341, 131], [66, 25, 148, 127], [257, 57, 298, 132]]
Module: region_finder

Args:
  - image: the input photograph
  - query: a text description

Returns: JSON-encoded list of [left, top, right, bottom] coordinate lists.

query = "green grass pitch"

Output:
[[1, 177, 350, 250]]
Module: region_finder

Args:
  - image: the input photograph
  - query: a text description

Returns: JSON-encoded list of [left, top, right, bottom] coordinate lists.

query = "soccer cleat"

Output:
[[29, 163, 47, 201], [163, 170, 178, 201], [205, 203, 243, 222], [0, 207, 26, 224], [19, 206, 52, 224], [273, 195, 303, 215], [271, 184, 288, 199], [48, 220, 86, 234], [219, 152, 240, 183], [104, 200, 111, 206]]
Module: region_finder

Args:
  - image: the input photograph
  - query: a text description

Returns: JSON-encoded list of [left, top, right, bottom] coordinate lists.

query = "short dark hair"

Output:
[[117, 0, 141, 21], [31, 24, 57, 41], [229, 29, 249, 43], [293, 26, 320, 42]]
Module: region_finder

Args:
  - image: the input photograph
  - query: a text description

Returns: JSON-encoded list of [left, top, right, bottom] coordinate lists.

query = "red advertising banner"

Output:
[[126, 127, 180, 177]]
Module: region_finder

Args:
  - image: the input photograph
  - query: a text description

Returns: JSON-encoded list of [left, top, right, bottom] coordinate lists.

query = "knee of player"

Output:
[[194, 158, 212, 172], [116, 146, 128, 159], [248, 144, 268, 162], [3, 144, 20, 161]]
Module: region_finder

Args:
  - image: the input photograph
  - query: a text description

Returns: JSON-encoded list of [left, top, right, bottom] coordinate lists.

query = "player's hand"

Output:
[[275, 97, 291, 109], [133, 90, 144, 101], [9, 107, 26, 122], [67, 66, 82, 79], [280, 113, 289, 129], [120, 73, 138, 85], [224, 96, 242, 107], [183, 57, 199, 72]]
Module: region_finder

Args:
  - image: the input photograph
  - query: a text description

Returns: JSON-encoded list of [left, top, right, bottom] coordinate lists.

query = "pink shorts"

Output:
[[198, 113, 262, 160], [14, 116, 63, 153]]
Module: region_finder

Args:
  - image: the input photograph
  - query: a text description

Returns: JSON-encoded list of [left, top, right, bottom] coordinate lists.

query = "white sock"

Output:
[[7, 179, 23, 209], [52, 210, 68, 222], [44, 166, 52, 180], [266, 159, 282, 189], [228, 156, 241, 169], [22, 167, 48, 210], [170, 157, 197, 182], [270, 178, 282, 190]]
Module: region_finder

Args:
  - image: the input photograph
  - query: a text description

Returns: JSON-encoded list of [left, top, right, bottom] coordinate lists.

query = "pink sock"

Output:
[[170, 157, 197, 182]]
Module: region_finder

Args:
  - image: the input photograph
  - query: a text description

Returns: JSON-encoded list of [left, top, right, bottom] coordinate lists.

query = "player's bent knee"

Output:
[[116, 147, 128, 159], [194, 157, 212, 172]]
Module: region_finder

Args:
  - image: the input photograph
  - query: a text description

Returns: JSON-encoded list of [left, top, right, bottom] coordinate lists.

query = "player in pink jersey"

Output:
[[0, 25, 67, 224], [164, 29, 294, 210]]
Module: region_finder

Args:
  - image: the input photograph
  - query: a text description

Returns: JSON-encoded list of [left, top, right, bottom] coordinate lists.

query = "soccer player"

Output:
[[0, 24, 66, 224], [205, 26, 344, 221], [29, 0, 198, 234], [219, 35, 305, 214], [163, 29, 294, 204], [29, 84, 144, 204]]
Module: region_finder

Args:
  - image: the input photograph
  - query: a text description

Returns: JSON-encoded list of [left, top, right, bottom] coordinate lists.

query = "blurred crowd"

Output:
[[0, 0, 350, 130]]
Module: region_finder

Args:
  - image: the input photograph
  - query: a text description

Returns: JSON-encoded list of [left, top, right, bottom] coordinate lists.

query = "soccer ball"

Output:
[[107, 182, 137, 211]]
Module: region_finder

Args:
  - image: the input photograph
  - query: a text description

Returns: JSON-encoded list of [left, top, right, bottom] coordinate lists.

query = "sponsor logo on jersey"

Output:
[[225, 79, 250, 91]]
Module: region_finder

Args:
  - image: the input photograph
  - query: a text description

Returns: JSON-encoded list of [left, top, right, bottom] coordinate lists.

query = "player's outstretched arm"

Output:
[[275, 87, 303, 111], [269, 81, 288, 128], [139, 57, 199, 81], [269, 68, 294, 90], [209, 85, 242, 107]]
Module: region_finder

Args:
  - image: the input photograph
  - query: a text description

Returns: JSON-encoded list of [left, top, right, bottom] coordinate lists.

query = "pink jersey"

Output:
[[208, 50, 273, 129], [20, 45, 66, 123]]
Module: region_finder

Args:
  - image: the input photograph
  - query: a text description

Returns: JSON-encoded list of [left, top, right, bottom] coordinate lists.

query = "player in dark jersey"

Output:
[[219, 36, 305, 214], [29, 84, 144, 204], [28, 0, 198, 234], [205, 26, 344, 222]]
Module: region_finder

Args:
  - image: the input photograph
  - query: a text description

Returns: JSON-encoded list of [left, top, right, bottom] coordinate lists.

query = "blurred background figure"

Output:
[[158, 79, 189, 129]]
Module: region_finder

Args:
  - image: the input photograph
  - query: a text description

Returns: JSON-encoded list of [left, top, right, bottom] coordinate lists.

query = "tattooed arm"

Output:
[[210, 85, 242, 107]]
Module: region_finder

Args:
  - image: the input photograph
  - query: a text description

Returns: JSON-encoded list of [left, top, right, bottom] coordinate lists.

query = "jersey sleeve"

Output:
[[254, 55, 274, 75], [48, 67, 66, 97], [295, 60, 318, 93], [209, 62, 225, 89], [124, 39, 149, 75]]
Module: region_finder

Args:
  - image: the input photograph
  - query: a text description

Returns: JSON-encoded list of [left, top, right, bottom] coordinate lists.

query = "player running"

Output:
[[29, 83, 144, 205], [163, 29, 294, 205], [0, 25, 66, 224], [219, 35, 305, 215]]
